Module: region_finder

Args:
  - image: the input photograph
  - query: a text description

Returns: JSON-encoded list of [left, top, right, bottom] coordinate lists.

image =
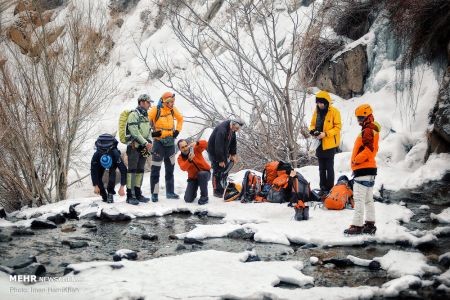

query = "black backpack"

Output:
[[95, 134, 118, 154]]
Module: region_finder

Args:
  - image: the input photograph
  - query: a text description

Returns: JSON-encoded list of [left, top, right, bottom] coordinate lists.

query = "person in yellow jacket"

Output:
[[148, 91, 184, 202], [309, 90, 342, 196]]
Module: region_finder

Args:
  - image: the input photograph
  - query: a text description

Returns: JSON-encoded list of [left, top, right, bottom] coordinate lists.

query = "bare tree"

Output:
[[0, 0, 115, 210], [138, 0, 322, 168]]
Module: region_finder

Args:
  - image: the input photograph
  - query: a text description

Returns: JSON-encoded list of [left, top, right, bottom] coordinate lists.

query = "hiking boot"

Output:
[[344, 225, 363, 235], [294, 207, 304, 221], [107, 193, 114, 203], [213, 190, 223, 198], [134, 187, 150, 203], [362, 221, 377, 235], [166, 192, 180, 199], [198, 196, 209, 205], [126, 197, 139, 205], [151, 194, 159, 203]]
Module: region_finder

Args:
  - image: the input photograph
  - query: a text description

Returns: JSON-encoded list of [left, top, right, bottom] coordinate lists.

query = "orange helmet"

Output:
[[161, 92, 175, 103], [355, 104, 373, 117]]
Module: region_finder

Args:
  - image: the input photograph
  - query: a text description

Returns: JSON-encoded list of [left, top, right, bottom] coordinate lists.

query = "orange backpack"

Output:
[[324, 181, 354, 210]]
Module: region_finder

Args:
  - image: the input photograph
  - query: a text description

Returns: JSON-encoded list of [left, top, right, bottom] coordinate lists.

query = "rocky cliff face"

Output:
[[311, 44, 368, 99]]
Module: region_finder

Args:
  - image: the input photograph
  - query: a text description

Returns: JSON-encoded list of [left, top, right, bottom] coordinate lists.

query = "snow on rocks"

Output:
[[374, 250, 441, 278], [439, 252, 450, 268], [436, 269, 450, 286], [381, 275, 422, 298], [431, 207, 450, 224], [113, 249, 138, 261]]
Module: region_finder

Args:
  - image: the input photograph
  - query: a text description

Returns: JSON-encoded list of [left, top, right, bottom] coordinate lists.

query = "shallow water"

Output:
[[0, 180, 449, 298]]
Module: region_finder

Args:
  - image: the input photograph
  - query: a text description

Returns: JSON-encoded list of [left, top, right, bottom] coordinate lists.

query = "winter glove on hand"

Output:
[[173, 130, 180, 139], [152, 131, 162, 138]]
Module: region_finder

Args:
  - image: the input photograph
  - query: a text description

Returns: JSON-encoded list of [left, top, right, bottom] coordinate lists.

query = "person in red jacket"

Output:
[[177, 139, 211, 205], [344, 104, 380, 235]]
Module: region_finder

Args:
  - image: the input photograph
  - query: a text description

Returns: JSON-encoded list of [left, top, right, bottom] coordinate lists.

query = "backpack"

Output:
[[95, 134, 118, 154], [266, 173, 289, 203], [262, 161, 292, 185], [224, 182, 242, 202], [152, 100, 174, 129], [289, 172, 311, 206], [239, 171, 262, 203], [324, 177, 354, 210], [118, 110, 133, 144]]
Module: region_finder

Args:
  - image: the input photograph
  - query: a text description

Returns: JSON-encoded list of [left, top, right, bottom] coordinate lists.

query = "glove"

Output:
[[173, 130, 180, 139], [309, 130, 315, 136], [152, 130, 162, 138]]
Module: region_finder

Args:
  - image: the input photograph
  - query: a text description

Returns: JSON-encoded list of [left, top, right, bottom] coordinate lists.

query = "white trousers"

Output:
[[351, 175, 376, 226]]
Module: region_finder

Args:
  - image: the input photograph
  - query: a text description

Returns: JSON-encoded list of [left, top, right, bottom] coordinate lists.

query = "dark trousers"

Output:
[[209, 155, 226, 194], [97, 167, 117, 199], [151, 140, 175, 194], [318, 156, 335, 192], [127, 145, 147, 191], [184, 171, 211, 202]]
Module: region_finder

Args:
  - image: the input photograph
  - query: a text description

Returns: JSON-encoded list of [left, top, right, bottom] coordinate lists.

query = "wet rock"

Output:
[[0, 265, 15, 275], [394, 240, 411, 247], [62, 240, 89, 249], [0, 255, 37, 269], [227, 228, 254, 240], [184, 237, 204, 245], [416, 239, 438, 251], [15, 263, 46, 277], [168, 234, 178, 240], [0, 207, 6, 218], [30, 219, 57, 229], [0, 233, 12, 242], [300, 243, 318, 249], [191, 244, 202, 250], [141, 233, 158, 241], [11, 229, 35, 236], [46, 213, 66, 224], [63, 203, 80, 220], [81, 221, 97, 229], [79, 208, 98, 220], [439, 253, 450, 268], [61, 224, 76, 232], [322, 258, 354, 268], [110, 264, 124, 270], [113, 249, 137, 261], [368, 260, 381, 270], [245, 254, 261, 262], [30, 212, 43, 219], [175, 244, 187, 251], [194, 210, 208, 218], [99, 207, 132, 222]]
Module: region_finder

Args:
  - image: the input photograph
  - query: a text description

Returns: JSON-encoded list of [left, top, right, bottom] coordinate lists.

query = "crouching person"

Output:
[[344, 104, 380, 235], [177, 139, 211, 205]]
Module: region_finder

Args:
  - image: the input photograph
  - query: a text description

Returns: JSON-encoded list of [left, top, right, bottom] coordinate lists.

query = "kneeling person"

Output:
[[177, 139, 211, 205]]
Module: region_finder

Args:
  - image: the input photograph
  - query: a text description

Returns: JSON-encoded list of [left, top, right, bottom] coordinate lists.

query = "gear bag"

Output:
[[224, 182, 242, 202], [239, 170, 262, 203], [324, 176, 354, 210], [262, 161, 292, 185], [95, 133, 118, 154]]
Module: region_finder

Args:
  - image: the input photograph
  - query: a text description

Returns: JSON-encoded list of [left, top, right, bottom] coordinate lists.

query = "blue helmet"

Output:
[[100, 154, 112, 169]]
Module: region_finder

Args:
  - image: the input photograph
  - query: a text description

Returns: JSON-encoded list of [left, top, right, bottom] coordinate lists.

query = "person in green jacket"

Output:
[[126, 94, 154, 205]]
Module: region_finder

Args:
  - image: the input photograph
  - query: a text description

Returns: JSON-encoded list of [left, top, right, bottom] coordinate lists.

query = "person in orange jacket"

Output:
[[177, 139, 211, 205], [148, 92, 184, 202], [344, 104, 380, 235], [309, 90, 342, 196]]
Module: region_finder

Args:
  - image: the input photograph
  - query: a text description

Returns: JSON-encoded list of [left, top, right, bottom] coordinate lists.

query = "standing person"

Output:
[[177, 139, 211, 205], [309, 90, 342, 196], [207, 118, 243, 198], [91, 134, 127, 203], [126, 94, 154, 205], [344, 104, 380, 235], [148, 91, 184, 202]]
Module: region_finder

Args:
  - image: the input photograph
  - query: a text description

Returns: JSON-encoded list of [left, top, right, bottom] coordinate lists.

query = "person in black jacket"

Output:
[[91, 135, 127, 203], [207, 118, 244, 197]]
